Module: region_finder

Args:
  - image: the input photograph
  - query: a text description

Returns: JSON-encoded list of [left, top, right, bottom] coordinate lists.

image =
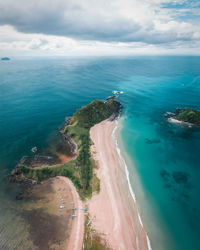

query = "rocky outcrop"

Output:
[[8, 166, 38, 185]]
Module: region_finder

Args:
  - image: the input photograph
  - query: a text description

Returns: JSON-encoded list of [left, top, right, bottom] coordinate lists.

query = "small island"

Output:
[[168, 108, 200, 126], [1, 57, 10, 61]]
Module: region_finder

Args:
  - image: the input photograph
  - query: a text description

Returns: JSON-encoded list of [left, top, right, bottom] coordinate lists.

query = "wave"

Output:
[[114, 121, 136, 202], [113, 120, 152, 250], [146, 235, 152, 250], [137, 212, 144, 228]]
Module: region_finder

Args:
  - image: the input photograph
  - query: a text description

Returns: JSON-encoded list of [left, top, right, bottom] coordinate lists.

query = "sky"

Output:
[[0, 0, 200, 56]]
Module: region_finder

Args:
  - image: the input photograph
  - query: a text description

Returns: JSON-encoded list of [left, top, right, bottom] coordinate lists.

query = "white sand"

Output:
[[88, 119, 149, 250]]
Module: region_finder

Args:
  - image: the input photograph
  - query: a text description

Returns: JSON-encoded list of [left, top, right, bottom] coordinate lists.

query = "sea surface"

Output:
[[0, 56, 200, 249]]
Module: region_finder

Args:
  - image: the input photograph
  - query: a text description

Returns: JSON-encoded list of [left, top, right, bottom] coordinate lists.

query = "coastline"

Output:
[[10, 98, 152, 249], [88, 118, 151, 249], [116, 118, 153, 250]]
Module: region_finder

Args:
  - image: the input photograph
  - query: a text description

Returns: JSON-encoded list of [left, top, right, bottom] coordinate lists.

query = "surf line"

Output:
[[113, 120, 152, 250]]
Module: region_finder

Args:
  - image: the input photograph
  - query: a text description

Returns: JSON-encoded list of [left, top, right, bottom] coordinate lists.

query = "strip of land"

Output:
[[15, 99, 121, 199], [58, 177, 84, 250], [12, 98, 151, 249], [88, 119, 149, 250]]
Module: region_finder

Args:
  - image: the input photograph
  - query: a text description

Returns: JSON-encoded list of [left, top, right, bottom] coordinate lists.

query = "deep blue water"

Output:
[[0, 56, 200, 249]]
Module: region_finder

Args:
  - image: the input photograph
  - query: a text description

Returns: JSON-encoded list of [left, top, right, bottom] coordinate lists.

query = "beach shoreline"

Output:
[[88, 118, 151, 250], [116, 119, 153, 250]]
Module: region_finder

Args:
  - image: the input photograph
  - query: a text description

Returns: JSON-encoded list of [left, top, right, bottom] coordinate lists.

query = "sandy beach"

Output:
[[88, 119, 150, 250], [59, 177, 85, 250], [168, 117, 193, 127]]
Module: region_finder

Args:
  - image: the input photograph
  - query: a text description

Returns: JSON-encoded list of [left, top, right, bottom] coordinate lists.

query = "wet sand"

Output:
[[21, 177, 76, 250], [88, 119, 150, 250]]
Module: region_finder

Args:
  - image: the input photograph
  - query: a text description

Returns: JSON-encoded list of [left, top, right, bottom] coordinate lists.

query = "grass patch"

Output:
[[83, 215, 112, 250]]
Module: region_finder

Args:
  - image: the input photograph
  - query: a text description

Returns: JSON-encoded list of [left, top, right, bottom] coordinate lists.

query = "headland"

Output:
[[10, 97, 150, 249]]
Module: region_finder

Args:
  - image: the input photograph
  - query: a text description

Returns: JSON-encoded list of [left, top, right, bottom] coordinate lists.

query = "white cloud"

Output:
[[0, 0, 199, 55]]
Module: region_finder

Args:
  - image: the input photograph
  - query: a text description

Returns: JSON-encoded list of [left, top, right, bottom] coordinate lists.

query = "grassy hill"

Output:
[[176, 109, 200, 125]]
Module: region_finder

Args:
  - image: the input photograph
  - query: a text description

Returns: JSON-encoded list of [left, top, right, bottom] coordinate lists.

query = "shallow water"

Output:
[[119, 59, 200, 250], [0, 56, 200, 249]]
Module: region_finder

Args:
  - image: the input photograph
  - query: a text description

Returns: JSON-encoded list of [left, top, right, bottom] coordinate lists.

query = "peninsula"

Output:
[[12, 98, 122, 198], [10, 97, 150, 250]]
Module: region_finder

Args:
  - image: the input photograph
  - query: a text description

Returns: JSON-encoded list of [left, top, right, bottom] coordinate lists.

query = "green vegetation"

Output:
[[176, 109, 200, 125], [18, 162, 82, 191], [18, 99, 121, 199], [83, 215, 111, 250], [69, 99, 120, 128]]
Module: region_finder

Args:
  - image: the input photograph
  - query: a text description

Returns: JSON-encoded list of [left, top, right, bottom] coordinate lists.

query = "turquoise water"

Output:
[[0, 56, 200, 249]]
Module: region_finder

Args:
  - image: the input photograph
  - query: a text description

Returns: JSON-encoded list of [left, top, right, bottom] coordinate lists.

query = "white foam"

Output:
[[146, 235, 152, 250], [113, 121, 152, 250], [124, 159, 136, 202], [114, 143, 137, 204], [137, 212, 144, 228], [112, 125, 118, 138], [113, 125, 137, 203], [168, 117, 183, 124], [168, 117, 193, 126]]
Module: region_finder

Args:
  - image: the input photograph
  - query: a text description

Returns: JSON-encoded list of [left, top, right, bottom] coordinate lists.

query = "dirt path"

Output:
[[59, 177, 84, 250]]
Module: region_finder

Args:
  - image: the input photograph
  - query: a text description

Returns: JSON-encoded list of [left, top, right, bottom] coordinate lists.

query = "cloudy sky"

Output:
[[0, 0, 200, 56]]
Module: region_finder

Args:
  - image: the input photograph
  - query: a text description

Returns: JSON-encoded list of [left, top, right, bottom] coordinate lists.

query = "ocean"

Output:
[[0, 56, 200, 249]]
